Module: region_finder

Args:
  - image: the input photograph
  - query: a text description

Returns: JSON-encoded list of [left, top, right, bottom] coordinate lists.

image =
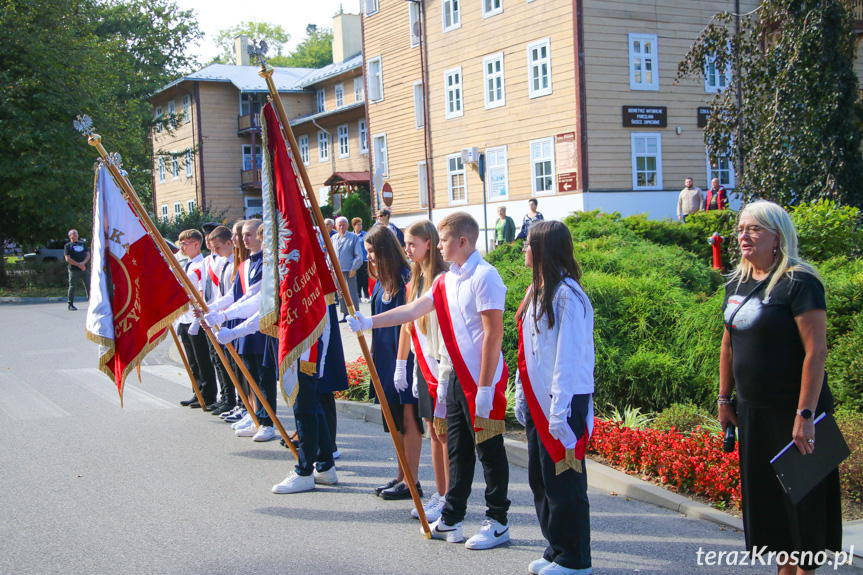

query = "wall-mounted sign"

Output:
[[381, 182, 393, 207], [622, 106, 667, 128], [555, 132, 578, 192], [697, 107, 711, 128]]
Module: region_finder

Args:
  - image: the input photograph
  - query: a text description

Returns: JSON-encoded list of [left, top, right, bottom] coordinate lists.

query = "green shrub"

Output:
[[340, 191, 372, 230], [791, 199, 863, 262], [681, 210, 739, 264], [607, 405, 654, 429], [652, 402, 719, 433], [828, 314, 863, 411], [153, 204, 228, 241], [6, 260, 68, 289], [818, 256, 863, 343], [836, 408, 863, 503]]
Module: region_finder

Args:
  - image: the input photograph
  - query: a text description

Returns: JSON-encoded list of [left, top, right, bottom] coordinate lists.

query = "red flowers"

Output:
[[589, 419, 741, 507], [336, 356, 371, 401]]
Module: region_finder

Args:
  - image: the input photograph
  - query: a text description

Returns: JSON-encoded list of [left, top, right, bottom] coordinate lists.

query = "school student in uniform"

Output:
[[514, 220, 594, 575], [397, 220, 449, 521], [349, 212, 511, 550]]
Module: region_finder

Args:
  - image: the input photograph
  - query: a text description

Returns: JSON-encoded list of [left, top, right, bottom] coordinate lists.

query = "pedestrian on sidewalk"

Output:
[[677, 177, 703, 223], [64, 229, 90, 311]]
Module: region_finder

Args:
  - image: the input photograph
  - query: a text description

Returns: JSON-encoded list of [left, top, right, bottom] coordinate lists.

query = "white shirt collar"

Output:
[[450, 250, 481, 277]]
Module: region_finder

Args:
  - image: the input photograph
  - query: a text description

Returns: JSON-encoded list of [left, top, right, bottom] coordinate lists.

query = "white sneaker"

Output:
[[465, 518, 510, 550], [529, 558, 553, 575], [272, 471, 315, 494], [427, 517, 463, 543], [231, 413, 252, 430], [252, 426, 276, 442], [235, 425, 257, 437], [411, 492, 444, 521], [313, 466, 338, 485], [538, 562, 591, 575], [220, 406, 240, 419]]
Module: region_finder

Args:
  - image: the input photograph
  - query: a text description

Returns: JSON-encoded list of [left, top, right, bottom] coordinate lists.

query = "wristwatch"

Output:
[[796, 408, 813, 420]]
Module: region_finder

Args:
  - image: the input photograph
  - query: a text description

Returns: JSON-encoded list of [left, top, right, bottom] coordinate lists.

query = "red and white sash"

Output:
[[432, 274, 508, 443], [410, 319, 439, 406], [516, 287, 592, 474], [206, 256, 220, 288], [239, 260, 249, 295]]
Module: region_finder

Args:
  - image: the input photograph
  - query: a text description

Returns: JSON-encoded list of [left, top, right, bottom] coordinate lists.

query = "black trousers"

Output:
[[207, 338, 237, 406], [294, 375, 335, 476], [440, 371, 510, 525], [242, 352, 277, 427], [526, 409, 592, 570], [356, 262, 369, 298], [177, 323, 217, 404], [67, 266, 89, 305], [319, 391, 337, 451]]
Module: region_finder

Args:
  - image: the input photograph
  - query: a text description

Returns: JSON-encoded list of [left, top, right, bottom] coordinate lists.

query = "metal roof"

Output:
[[296, 54, 363, 88], [289, 100, 366, 126], [156, 64, 316, 95]]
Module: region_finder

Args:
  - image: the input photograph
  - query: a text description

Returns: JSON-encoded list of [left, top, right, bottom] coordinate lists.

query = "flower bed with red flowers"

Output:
[[588, 419, 741, 507], [335, 356, 372, 402]]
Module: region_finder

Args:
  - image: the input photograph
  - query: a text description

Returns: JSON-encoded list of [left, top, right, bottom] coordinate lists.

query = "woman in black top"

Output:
[[719, 200, 840, 574]]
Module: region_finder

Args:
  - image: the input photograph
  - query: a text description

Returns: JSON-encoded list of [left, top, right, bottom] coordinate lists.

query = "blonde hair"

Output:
[[728, 200, 822, 301], [438, 211, 479, 245], [178, 229, 203, 243], [231, 219, 249, 282], [405, 220, 448, 334]]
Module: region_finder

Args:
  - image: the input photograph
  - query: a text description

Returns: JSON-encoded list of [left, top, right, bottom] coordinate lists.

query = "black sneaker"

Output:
[[180, 396, 197, 407], [209, 401, 226, 415], [68, 304, 77, 311], [189, 400, 201, 409], [380, 482, 422, 501]]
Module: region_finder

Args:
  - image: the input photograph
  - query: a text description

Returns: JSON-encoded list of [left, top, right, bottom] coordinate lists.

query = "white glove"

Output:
[[393, 359, 408, 393], [548, 413, 569, 441], [475, 386, 494, 419], [187, 320, 200, 336], [412, 372, 419, 399], [215, 327, 237, 345], [433, 395, 447, 419], [204, 311, 226, 328], [346, 311, 373, 333], [515, 398, 528, 427]]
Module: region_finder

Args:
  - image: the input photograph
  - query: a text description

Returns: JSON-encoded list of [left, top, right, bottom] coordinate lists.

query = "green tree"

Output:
[[277, 25, 333, 68], [212, 21, 291, 64], [0, 0, 201, 284], [678, 0, 863, 208]]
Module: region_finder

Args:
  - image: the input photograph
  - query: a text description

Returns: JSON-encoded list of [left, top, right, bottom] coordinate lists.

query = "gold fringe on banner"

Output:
[[474, 416, 506, 444], [259, 114, 282, 339], [555, 448, 583, 475], [276, 314, 327, 408], [433, 416, 448, 436], [325, 293, 335, 306], [279, 377, 300, 409]]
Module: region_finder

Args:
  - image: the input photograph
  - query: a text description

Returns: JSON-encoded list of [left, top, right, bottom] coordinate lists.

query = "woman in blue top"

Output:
[[364, 225, 421, 500]]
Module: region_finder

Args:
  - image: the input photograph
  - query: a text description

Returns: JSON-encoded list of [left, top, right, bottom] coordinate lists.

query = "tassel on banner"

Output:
[[474, 416, 506, 444], [433, 416, 448, 436], [555, 448, 583, 475]]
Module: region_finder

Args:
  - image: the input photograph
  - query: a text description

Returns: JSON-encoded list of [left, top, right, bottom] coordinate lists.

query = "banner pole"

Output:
[[169, 325, 206, 408], [82, 130, 298, 461], [257, 62, 431, 537]]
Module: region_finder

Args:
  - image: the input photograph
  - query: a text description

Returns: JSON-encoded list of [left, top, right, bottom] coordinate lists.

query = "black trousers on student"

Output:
[[177, 322, 217, 404], [294, 374, 335, 476], [206, 338, 238, 407], [356, 262, 369, 299], [242, 352, 277, 428], [319, 391, 338, 451], [440, 371, 510, 525], [525, 409, 592, 571]]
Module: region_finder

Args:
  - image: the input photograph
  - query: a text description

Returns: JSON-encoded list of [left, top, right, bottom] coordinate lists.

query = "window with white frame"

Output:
[[706, 150, 736, 188], [629, 33, 659, 91], [171, 153, 179, 180], [185, 150, 193, 178], [364, 0, 378, 15], [354, 76, 364, 101], [337, 124, 350, 158], [158, 156, 166, 183], [530, 138, 555, 194], [173, 202, 182, 219], [413, 81, 425, 128], [242, 145, 262, 170], [631, 133, 663, 190], [368, 57, 383, 102], [372, 134, 388, 177], [187, 199, 195, 213], [299, 134, 310, 165], [442, 0, 460, 31], [359, 120, 368, 154], [483, 0, 502, 18], [486, 146, 508, 200], [318, 130, 330, 162], [155, 106, 163, 134], [445, 66, 463, 119], [705, 53, 731, 93], [483, 52, 505, 109], [161, 204, 168, 221], [409, 2, 421, 47], [182, 95, 191, 124], [418, 161, 429, 208], [527, 38, 552, 98], [167, 100, 176, 128], [316, 89, 326, 113], [335, 83, 345, 107], [447, 154, 467, 204]]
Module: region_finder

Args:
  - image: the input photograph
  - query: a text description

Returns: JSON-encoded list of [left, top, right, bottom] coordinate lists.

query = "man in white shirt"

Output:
[[677, 177, 703, 223]]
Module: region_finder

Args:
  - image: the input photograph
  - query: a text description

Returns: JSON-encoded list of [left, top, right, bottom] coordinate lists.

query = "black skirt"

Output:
[[737, 402, 842, 569], [415, 365, 433, 420]]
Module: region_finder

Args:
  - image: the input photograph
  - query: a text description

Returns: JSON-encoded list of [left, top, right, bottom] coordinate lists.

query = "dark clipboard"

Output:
[[770, 412, 850, 505]]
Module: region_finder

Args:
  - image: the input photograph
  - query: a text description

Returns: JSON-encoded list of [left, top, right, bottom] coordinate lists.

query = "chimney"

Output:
[[234, 35, 250, 66], [332, 13, 362, 63]]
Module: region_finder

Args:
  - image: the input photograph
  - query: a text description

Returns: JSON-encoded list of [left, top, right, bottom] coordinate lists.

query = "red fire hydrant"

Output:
[[708, 232, 725, 271]]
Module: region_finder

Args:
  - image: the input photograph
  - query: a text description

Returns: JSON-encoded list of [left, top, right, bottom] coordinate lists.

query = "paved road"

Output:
[[0, 302, 856, 575]]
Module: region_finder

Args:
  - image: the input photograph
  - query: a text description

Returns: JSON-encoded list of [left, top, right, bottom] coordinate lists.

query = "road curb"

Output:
[[0, 296, 88, 304], [334, 399, 743, 531]]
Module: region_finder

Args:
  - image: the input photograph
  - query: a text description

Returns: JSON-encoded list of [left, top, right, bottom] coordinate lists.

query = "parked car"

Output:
[[24, 239, 76, 263]]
